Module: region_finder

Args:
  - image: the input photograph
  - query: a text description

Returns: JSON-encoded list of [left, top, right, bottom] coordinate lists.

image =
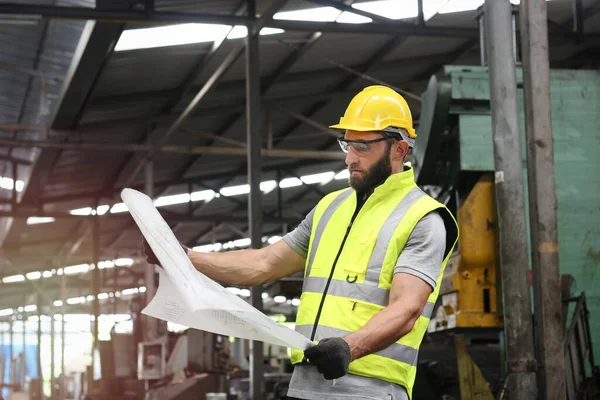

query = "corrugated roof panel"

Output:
[[187, 39, 246, 85], [93, 41, 215, 97], [56, 0, 95, 6], [382, 36, 472, 62], [0, 22, 42, 122], [17, 219, 79, 248], [0, 12, 87, 217], [0, 76, 28, 121], [0, 0, 91, 4], [254, 72, 340, 99], [210, 33, 314, 83], [80, 95, 168, 125], [545, 0, 586, 24], [154, 0, 240, 13], [42, 149, 124, 196], [80, 120, 147, 143], [286, 33, 393, 74], [587, 14, 600, 33], [37, 19, 88, 76], [426, 8, 481, 28], [3, 19, 86, 129], [153, 0, 311, 14]]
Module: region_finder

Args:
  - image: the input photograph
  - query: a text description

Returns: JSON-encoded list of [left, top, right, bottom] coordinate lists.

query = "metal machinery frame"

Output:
[[412, 61, 600, 400]]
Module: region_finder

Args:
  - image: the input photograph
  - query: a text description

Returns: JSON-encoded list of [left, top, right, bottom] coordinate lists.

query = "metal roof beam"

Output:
[[182, 167, 328, 248], [38, 158, 342, 205], [0, 4, 250, 25], [1, 1, 125, 249], [0, 137, 345, 160], [164, 23, 327, 184], [267, 19, 477, 37], [84, 54, 443, 114], [0, 210, 299, 225], [50, 22, 123, 129], [160, 1, 247, 114], [88, 1, 249, 228], [0, 155, 32, 166], [114, 0, 289, 193], [305, 0, 404, 24], [0, 4, 479, 38]]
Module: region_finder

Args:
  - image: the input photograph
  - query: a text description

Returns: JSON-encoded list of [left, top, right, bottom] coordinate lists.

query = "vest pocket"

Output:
[[340, 297, 385, 331], [342, 226, 376, 279]]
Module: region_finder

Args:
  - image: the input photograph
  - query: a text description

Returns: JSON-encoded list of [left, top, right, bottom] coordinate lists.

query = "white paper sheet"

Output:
[[120, 188, 313, 351]]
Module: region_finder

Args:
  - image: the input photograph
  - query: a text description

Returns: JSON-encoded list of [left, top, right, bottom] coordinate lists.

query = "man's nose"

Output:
[[345, 147, 358, 166]]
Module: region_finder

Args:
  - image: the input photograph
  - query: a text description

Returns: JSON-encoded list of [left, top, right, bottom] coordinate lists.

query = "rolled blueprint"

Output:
[[121, 188, 313, 350]]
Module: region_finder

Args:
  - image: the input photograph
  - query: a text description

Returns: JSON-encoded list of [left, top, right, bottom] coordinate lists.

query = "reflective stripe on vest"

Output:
[[296, 324, 418, 366], [365, 188, 425, 283], [302, 276, 435, 318], [304, 188, 354, 281]]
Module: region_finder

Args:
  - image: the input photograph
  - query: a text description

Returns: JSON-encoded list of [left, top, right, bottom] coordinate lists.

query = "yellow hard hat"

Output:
[[330, 85, 416, 139]]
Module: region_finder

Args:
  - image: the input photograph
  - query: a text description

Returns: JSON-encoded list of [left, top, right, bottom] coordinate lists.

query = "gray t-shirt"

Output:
[[282, 207, 447, 400]]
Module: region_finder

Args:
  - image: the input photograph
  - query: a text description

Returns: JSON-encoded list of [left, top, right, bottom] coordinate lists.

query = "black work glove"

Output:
[[304, 337, 352, 380], [142, 239, 190, 268]]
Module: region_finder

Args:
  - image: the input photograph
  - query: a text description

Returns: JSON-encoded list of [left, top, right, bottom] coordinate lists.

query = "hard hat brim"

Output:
[[329, 123, 376, 132]]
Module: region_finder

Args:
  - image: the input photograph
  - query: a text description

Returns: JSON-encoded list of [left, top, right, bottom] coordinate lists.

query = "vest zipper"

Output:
[[309, 212, 358, 341]]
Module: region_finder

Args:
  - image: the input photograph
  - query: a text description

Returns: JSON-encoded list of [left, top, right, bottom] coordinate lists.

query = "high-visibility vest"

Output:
[[290, 167, 459, 399]]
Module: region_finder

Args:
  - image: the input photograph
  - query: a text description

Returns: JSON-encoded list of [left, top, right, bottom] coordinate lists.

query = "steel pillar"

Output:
[[144, 153, 158, 341], [113, 264, 118, 315], [11, 162, 17, 208], [572, 0, 584, 39], [22, 296, 26, 381], [483, 1, 538, 399], [61, 271, 66, 400], [40, 78, 49, 141], [417, 0, 425, 25], [519, 0, 566, 398], [50, 305, 55, 399], [0, 323, 3, 390], [37, 295, 42, 392], [91, 219, 100, 377], [9, 320, 13, 391], [246, 0, 264, 397]]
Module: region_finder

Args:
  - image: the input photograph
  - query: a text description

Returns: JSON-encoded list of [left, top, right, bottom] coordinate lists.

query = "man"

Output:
[[144, 85, 459, 400]]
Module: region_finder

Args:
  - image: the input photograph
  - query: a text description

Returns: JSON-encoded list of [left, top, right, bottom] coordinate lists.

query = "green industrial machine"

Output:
[[411, 66, 600, 399]]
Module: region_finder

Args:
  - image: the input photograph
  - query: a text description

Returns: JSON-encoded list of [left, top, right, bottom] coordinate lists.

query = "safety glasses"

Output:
[[337, 130, 404, 154], [337, 137, 390, 154]]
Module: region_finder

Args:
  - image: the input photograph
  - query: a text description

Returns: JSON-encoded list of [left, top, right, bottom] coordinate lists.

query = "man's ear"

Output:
[[392, 140, 409, 161]]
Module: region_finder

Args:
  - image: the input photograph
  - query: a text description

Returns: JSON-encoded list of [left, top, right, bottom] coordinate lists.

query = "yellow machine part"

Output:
[[455, 335, 495, 399], [429, 174, 503, 332]]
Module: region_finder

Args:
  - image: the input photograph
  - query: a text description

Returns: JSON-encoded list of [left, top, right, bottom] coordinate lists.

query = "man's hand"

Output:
[[141, 239, 189, 267], [304, 337, 352, 380]]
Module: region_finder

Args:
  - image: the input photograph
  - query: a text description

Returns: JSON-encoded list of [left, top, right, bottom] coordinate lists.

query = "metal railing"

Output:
[[564, 293, 597, 399]]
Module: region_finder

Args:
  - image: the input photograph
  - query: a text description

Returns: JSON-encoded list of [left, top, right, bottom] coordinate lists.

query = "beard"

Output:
[[348, 145, 392, 194]]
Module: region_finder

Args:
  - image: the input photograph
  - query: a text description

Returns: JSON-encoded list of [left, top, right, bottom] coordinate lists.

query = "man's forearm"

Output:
[[188, 249, 271, 287], [342, 302, 422, 361], [185, 239, 305, 288]]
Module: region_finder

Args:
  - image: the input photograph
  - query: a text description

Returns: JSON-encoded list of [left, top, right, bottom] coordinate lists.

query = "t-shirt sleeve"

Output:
[[394, 210, 447, 290], [282, 207, 315, 258]]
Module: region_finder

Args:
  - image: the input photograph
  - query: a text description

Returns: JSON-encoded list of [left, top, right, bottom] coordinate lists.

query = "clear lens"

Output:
[[338, 139, 372, 153], [338, 139, 349, 153], [353, 142, 369, 152]]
